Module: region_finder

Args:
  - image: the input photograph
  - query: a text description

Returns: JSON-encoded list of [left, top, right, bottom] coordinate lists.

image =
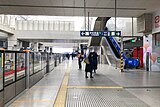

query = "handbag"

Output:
[[84, 58, 90, 64]]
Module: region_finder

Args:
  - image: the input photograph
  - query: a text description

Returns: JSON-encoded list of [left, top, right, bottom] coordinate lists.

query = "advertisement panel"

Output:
[[0, 53, 3, 90]]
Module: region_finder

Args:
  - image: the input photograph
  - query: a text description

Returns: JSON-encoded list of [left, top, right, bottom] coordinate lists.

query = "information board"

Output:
[[80, 31, 121, 37]]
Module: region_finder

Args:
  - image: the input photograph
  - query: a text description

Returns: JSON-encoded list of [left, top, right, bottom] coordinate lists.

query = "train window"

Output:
[[34, 52, 42, 73], [16, 53, 26, 80], [4, 53, 15, 86], [0, 52, 3, 90], [29, 53, 34, 75]]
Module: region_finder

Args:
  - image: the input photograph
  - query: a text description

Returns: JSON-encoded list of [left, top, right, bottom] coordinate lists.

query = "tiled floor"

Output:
[[8, 59, 160, 107]]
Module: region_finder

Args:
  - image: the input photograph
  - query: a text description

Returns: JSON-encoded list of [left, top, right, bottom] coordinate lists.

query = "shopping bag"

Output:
[[84, 58, 90, 64]]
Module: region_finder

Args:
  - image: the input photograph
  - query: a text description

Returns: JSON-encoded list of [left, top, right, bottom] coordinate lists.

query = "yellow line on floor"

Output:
[[53, 68, 70, 107], [32, 86, 56, 88], [14, 100, 54, 102], [67, 86, 123, 89]]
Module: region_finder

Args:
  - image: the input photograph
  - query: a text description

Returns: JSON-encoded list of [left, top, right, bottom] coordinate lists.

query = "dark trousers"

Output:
[[78, 61, 82, 69]]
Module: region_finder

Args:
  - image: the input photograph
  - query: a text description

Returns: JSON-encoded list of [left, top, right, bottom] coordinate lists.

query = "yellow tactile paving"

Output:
[[67, 86, 123, 89], [53, 68, 70, 107]]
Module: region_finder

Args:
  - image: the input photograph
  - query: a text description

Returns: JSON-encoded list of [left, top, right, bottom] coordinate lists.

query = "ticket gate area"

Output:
[[0, 50, 63, 106]]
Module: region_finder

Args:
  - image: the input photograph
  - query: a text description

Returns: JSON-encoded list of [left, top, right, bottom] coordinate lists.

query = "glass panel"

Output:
[[17, 53, 26, 80], [0, 52, 3, 90], [29, 53, 34, 75], [41, 53, 47, 69], [34, 53, 41, 73], [107, 17, 132, 36], [51, 53, 55, 65], [4, 53, 15, 86]]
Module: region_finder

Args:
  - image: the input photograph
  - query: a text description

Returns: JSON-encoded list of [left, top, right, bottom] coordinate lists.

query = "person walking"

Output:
[[77, 52, 83, 70], [92, 51, 98, 73], [84, 52, 94, 78]]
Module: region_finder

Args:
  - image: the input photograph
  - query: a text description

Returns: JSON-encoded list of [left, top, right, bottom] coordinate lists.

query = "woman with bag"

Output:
[[84, 52, 94, 78]]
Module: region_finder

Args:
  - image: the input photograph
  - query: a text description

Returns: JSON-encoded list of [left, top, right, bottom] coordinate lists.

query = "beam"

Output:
[[0, 4, 146, 10]]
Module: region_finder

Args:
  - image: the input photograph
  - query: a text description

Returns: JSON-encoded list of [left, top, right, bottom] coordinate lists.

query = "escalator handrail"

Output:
[[109, 36, 127, 59], [105, 38, 119, 60]]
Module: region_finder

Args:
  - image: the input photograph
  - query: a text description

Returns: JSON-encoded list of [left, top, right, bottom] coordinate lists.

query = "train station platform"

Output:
[[8, 59, 160, 107]]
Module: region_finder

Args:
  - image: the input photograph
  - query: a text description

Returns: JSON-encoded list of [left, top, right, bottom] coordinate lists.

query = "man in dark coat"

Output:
[[92, 51, 98, 73], [85, 52, 94, 78]]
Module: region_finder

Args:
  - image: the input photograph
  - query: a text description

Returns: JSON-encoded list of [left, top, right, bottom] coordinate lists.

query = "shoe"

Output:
[[85, 76, 88, 78], [90, 76, 94, 78]]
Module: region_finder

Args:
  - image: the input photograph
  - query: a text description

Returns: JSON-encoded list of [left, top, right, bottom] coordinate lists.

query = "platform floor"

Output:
[[8, 59, 160, 107]]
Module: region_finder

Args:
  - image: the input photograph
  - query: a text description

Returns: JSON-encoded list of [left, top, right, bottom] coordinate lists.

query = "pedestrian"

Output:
[[77, 52, 83, 69], [92, 51, 98, 73], [66, 53, 70, 60], [84, 52, 94, 78], [71, 52, 74, 60]]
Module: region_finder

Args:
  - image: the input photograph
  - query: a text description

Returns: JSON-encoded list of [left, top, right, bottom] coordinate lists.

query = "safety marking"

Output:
[[12, 100, 55, 107], [14, 100, 55, 102], [54, 68, 70, 107], [32, 86, 56, 88], [67, 86, 123, 89]]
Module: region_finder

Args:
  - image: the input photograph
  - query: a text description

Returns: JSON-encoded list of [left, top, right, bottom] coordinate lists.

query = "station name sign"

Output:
[[80, 31, 121, 37]]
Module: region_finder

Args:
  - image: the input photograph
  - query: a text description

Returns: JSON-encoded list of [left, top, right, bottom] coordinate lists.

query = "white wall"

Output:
[[16, 20, 74, 31], [15, 31, 89, 40]]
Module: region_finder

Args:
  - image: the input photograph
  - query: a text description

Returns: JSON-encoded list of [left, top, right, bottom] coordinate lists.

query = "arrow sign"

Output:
[[80, 31, 121, 37], [81, 31, 85, 36]]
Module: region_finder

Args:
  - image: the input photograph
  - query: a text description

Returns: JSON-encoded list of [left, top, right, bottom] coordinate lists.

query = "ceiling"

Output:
[[0, 0, 159, 17]]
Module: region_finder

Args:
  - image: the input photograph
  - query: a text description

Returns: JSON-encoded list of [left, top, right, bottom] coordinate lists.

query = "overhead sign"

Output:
[[80, 31, 121, 37]]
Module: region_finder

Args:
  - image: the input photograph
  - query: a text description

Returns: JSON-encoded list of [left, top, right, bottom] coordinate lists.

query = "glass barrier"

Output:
[[4, 52, 15, 86], [41, 53, 47, 69], [29, 53, 34, 75], [49, 53, 55, 65], [16, 53, 26, 80], [34, 52, 42, 73], [0, 52, 3, 90]]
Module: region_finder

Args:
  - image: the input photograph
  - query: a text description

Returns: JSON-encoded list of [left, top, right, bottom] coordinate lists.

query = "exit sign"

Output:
[[131, 39, 136, 42]]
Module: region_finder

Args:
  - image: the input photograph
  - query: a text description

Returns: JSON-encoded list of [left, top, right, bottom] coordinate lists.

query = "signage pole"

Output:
[[115, 0, 117, 32], [84, 0, 86, 31], [88, 12, 90, 31]]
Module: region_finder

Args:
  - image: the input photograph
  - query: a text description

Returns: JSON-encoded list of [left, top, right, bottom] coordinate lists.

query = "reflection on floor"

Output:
[[8, 59, 160, 107]]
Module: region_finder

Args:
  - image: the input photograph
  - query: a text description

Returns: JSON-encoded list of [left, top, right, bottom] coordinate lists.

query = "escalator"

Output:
[[105, 35, 139, 68], [105, 36, 120, 59], [90, 17, 139, 68]]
